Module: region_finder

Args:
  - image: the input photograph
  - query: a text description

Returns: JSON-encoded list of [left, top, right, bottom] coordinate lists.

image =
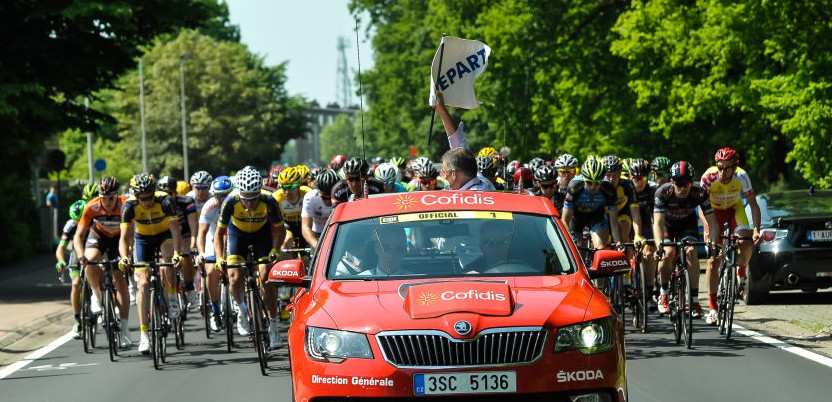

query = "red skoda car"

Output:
[[271, 191, 628, 402]]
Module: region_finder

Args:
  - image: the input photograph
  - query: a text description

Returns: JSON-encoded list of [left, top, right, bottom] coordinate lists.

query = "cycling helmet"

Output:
[[157, 176, 177, 193], [581, 156, 605, 182], [714, 147, 739, 162], [295, 165, 310, 182], [477, 146, 497, 158], [506, 160, 521, 176], [69, 199, 87, 220], [343, 157, 368, 177], [211, 175, 233, 196], [262, 176, 277, 189], [190, 170, 212, 186], [316, 169, 340, 196], [97, 176, 120, 197], [417, 163, 439, 179], [534, 165, 557, 182], [374, 162, 399, 184], [130, 173, 155, 194], [176, 180, 190, 194], [330, 154, 347, 170], [81, 183, 98, 200], [269, 165, 285, 180], [628, 158, 650, 177], [526, 157, 545, 172], [389, 156, 405, 169], [411, 157, 431, 173], [602, 155, 621, 172], [277, 166, 302, 186], [650, 156, 672, 172], [371, 156, 385, 165], [476, 156, 496, 177], [553, 153, 579, 169], [513, 167, 533, 187], [670, 161, 695, 184], [236, 167, 262, 193], [308, 167, 322, 182]]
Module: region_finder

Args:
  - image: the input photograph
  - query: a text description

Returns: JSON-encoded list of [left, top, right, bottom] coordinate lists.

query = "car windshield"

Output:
[[326, 211, 574, 279], [763, 190, 832, 221]]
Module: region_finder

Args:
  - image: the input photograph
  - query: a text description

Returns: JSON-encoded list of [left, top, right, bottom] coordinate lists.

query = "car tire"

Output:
[[744, 261, 768, 305]]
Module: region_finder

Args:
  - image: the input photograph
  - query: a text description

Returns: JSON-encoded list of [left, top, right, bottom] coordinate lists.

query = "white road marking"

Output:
[[734, 324, 832, 368], [0, 332, 74, 380]]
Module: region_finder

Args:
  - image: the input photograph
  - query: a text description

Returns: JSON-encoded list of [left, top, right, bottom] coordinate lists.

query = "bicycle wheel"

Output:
[[223, 284, 234, 352], [103, 288, 117, 362], [717, 263, 728, 335], [249, 289, 269, 375], [175, 293, 186, 350], [81, 277, 92, 353], [683, 267, 693, 349], [201, 276, 211, 339], [637, 259, 649, 333], [724, 264, 736, 340], [150, 288, 162, 369], [671, 272, 682, 345]]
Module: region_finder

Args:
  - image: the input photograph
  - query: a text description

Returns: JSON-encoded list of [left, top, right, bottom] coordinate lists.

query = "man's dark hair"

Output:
[[441, 147, 477, 178]]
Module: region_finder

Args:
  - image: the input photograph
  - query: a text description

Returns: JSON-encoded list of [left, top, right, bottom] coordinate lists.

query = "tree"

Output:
[[104, 29, 311, 178], [321, 113, 366, 159], [0, 1, 236, 259]]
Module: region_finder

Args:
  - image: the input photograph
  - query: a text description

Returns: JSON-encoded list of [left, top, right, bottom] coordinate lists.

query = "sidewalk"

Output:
[[0, 253, 74, 366]]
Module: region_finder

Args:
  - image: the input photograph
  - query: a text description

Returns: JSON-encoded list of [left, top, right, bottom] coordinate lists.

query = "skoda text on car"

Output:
[[270, 191, 628, 402]]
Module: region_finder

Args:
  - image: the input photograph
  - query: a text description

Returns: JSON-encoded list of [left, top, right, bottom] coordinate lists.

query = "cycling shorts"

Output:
[[663, 217, 701, 243], [227, 225, 271, 264], [68, 250, 81, 279], [712, 206, 751, 235], [85, 230, 120, 260], [569, 214, 611, 242], [134, 231, 172, 264]]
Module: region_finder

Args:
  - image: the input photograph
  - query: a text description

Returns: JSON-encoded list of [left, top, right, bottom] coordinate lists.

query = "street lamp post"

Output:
[[179, 54, 190, 180]]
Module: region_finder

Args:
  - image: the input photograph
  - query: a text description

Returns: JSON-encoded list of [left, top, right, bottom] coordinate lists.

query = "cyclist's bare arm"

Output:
[[169, 219, 183, 256], [272, 225, 286, 252], [72, 222, 90, 262], [561, 208, 573, 230], [213, 226, 227, 261], [187, 211, 198, 250], [301, 216, 317, 250], [630, 204, 643, 240], [652, 212, 666, 245], [119, 225, 134, 260], [196, 222, 209, 255], [746, 194, 762, 243], [701, 211, 720, 244], [607, 209, 622, 244]]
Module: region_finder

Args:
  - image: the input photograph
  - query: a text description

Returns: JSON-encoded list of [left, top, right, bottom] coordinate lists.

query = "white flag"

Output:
[[429, 36, 491, 110]]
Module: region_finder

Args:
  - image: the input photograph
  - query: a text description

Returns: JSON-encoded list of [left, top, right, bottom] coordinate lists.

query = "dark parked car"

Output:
[[745, 187, 832, 304]]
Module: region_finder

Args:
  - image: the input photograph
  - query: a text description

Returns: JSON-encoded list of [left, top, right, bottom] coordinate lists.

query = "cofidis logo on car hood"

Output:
[[404, 281, 512, 319]]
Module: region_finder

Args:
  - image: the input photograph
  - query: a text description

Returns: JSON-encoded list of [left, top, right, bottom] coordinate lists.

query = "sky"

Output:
[[225, 0, 375, 107]]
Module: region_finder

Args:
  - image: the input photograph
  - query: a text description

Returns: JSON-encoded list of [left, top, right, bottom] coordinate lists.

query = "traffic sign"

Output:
[[94, 158, 107, 172]]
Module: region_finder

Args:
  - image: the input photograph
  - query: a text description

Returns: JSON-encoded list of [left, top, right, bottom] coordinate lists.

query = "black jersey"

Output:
[[331, 178, 385, 204], [654, 182, 713, 222]]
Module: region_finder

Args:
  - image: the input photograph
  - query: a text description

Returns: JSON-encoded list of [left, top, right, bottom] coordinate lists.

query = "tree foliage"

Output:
[[350, 0, 832, 188], [103, 29, 310, 179], [320, 113, 367, 160], [0, 1, 237, 258]]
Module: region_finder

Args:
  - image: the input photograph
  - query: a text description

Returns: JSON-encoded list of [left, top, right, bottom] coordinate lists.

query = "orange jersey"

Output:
[[79, 195, 126, 237]]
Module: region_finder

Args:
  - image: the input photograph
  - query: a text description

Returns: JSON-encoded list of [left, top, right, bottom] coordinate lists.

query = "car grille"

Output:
[[376, 327, 547, 368]]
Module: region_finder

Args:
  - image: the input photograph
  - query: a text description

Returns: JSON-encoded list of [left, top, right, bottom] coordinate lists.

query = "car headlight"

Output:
[[554, 317, 615, 354], [306, 326, 373, 362]]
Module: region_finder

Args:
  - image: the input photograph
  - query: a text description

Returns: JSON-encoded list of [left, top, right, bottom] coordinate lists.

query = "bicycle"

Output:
[[133, 256, 177, 370], [621, 240, 655, 333], [85, 258, 123, 361], [658, 238, 710, 349], [715, 224, 752, 340], [78, 264, 98, 353], [223, 245, 273, 375]]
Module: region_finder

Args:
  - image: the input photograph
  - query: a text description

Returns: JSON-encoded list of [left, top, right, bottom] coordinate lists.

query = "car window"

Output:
[[327, 212, 574, 279]]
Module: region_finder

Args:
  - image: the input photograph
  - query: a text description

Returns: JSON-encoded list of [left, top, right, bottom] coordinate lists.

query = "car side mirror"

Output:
[[588, 249, 630, 279], [268, 259, 311, 288]]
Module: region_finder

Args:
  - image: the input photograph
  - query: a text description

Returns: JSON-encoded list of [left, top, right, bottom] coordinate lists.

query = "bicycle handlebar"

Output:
[[132, 260, 177, 268], [281, 247, 312, 254]]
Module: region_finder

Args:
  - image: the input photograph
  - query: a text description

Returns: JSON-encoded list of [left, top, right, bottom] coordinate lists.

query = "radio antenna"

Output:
[[355, 15, 367, 163]]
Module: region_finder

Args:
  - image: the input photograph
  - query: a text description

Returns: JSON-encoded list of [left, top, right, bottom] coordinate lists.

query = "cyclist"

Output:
[[650, 156, 672, 186], [389, 156, 410, 183], [414, 163, 446, 191], [119, 173, 183, 354], [214, 167, 286, 349], [603, 155, 643, 248], [187, 171, 213, 214], [375, 162, 408, 193], [561, 156, 621, 249], [630, 158, 659, 309], [74, 176, 133, 347], [330, 154, 347, 171], [513, 166, 535, 193], [406, 157, 432, 189], [80, 183, 97, 201], [332, 157, 385, 203], [196, 175, 233, 331], [529, 165, 559, 207], [273, 167, 310, 250], [157, 175, 199, 310], [55, 199, 86, 338], [477, 156, 506, 191], [301, 169, 338, 250], [553, 153, 580, 214], [699, 147, 762, 325], [653, 161, 719, 318]]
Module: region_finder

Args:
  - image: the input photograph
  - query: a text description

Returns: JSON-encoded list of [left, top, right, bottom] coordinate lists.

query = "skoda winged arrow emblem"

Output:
[[825, 221, 832, 229], [454, 320, 472, 336]]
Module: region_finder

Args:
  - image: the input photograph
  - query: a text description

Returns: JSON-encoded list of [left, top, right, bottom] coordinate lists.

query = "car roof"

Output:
[[759, 188, 832, 219], [330, 191, 559, 223]]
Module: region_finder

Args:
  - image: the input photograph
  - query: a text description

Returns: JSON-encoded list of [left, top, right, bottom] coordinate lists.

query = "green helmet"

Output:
[[581, 155, 605, 182], [81, 183, 97, 201], [650, 156, 672, 172], [69, 199, 86, 220]]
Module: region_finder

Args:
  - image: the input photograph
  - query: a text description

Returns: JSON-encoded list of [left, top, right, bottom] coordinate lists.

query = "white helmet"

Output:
[[554, 153, 579, 169], [374, 162, 400, 184], [235, 167, 262, 193], [190, 170, 213, 186]]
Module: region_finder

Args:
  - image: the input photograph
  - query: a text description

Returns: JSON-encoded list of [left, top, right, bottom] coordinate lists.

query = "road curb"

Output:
[[0, 308, 73, 350]]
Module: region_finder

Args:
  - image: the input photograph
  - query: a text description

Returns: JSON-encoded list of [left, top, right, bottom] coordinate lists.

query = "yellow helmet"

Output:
[[294, 164, 310, 183], [477, 147, 497, 158], [277, 166, 302, 186], [176, 180, 190, 195]]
